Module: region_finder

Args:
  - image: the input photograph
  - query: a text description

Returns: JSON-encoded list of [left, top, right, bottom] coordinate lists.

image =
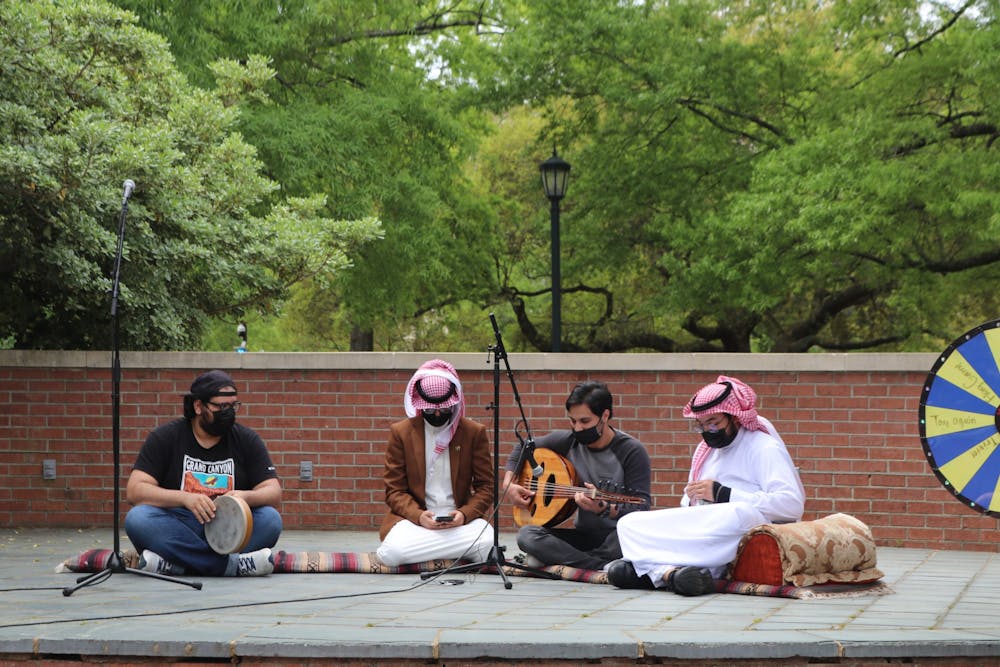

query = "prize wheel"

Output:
[[919, 319, 1000, 518]]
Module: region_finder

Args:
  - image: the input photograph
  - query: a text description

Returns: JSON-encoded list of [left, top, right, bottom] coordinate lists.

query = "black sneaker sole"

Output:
[[671, 566, 715, 596], [607, 560, 657, 590]]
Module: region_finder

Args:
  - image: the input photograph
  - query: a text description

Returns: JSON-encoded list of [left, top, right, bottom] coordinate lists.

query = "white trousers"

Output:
[[376, 518, 493, 566], [617, 502, 766, 585]]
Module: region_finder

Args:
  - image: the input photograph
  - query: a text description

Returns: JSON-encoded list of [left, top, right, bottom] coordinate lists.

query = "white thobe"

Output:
[[617, 418, 804, 584]]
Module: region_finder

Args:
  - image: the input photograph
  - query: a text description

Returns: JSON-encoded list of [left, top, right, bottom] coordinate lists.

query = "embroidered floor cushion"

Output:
[[729, 513, 884, 587]]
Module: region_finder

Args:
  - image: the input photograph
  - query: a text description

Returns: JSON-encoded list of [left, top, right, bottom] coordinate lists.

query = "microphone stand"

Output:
[[421, 314, 558, 587], [63, 182, 201, 595]]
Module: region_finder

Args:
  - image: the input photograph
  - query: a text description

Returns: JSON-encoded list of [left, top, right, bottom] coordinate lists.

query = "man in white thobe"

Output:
[[610, 375, 804, 595]]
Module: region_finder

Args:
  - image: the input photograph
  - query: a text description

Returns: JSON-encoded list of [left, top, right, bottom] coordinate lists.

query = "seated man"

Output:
[[124, 370, 282, 576], [610, 375, 804, 595], [376, 359, 494, 566], [503, 381, 651, 572]]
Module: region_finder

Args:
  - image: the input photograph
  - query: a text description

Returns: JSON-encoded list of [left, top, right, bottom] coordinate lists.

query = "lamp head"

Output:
[[539, 149, 571, 200]]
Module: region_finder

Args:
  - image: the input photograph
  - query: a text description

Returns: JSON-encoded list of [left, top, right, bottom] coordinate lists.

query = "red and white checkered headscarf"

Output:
[[682, 375, 762, 430], [684, 376, 770, 482], [404, 359, 465, 460]]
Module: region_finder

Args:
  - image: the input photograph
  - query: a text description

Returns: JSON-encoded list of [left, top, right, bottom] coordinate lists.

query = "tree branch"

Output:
[[890, 120, 1000, 157], [908, 247, 1000, 274], [319, 5, 499, 49], [676, 97, 789, 149], [775, 283, 887, 352], [814, 335, 906, 351], [681, 312, 759, 352], [893, 0, 975, 58]]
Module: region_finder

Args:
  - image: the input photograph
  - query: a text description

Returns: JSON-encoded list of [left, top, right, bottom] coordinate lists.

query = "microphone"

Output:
[[122, 179, 135, 204], [515, 427, 543, 477], [525, 441, 543, 478]]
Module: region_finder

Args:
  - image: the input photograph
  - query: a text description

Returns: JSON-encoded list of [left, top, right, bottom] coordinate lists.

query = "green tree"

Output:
[[460, 0, 1000, 351], [84, 0, 1000, 353], [0, 0, 381, 350], [114, 0, 505, 350]]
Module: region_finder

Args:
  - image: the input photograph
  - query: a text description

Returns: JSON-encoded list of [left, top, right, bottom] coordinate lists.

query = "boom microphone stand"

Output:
[[63, 180, 201, 595], [421, 313, 557, 587]]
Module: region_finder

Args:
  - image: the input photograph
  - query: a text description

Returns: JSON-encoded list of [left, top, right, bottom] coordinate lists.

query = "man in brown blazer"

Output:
[[376, 359, 494, 566]]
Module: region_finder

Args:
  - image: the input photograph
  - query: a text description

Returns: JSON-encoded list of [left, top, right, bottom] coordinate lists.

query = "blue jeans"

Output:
[[124, 504, 282, 576]]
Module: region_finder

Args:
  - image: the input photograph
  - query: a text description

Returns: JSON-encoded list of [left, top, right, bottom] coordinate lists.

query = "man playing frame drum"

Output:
[[125, 370, 282, 576]]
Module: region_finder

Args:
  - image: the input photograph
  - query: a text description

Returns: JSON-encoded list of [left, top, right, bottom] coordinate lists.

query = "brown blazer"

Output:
[[378, 415, 494, 540]]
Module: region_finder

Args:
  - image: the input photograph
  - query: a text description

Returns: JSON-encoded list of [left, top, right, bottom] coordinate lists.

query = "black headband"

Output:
[[415, 378, 457, 404], [689, 381, 733, 412]]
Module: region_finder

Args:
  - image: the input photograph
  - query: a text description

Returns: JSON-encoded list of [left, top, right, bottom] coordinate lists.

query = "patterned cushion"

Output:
[[729, 513, 884, 587]]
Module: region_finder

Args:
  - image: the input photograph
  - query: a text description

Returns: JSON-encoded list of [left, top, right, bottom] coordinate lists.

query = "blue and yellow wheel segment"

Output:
[[919, 319, 1000, 518]]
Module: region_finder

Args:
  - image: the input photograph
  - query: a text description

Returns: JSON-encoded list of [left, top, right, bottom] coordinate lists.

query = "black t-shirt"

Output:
[[133, 419, 278, 498]]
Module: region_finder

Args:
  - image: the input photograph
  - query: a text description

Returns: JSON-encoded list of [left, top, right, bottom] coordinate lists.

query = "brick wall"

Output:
[[1, 350, 996, 552]]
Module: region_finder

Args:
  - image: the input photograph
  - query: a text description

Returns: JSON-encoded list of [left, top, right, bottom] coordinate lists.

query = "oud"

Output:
[[512, 448, 644, 527]]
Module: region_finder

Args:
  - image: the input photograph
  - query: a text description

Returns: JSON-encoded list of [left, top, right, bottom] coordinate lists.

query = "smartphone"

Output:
[[434, 513, 454, 523]]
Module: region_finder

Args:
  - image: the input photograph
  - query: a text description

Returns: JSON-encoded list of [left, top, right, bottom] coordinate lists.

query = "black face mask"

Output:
[[423, 410, 452, 428], [702, 425, 737, 449], [573, 418, 605, 446], [202, 406, 236, 436]]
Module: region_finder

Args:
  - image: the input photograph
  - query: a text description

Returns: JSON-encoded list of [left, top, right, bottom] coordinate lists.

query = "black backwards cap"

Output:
[[183, 370, 237, 418]]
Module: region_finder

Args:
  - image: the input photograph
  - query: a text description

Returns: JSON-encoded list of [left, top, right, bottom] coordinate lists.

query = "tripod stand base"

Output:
[[419, 545, 561, 589], [63, 552, 203, 596]]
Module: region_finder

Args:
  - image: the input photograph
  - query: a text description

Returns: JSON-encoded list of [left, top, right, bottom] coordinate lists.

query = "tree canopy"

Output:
[[112, 0, 503, 351], [0, 0, 380, 350], [459, 0, 1000, 351], [7, 0, 1000, 352]]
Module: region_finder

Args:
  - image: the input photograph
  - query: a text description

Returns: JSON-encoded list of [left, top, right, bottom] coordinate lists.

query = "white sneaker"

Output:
[[139, 549, 184, 575], [235, 548, 274, 577]]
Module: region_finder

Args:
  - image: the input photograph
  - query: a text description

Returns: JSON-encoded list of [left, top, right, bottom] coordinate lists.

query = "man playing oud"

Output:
[[502, 381, 651, 571]]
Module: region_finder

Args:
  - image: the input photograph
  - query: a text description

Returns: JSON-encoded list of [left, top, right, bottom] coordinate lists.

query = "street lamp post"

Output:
[[539, 149, 572, 352]]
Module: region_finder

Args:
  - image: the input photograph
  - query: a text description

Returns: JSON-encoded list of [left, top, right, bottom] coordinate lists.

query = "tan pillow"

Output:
[[730, 513, 884, 587]]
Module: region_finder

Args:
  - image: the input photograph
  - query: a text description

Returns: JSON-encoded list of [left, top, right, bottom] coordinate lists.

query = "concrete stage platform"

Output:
[[1, 528, 998, 666]]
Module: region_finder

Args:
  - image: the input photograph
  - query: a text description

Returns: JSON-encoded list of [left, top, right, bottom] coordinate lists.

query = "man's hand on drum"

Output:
[[184, 493, 216, 524]]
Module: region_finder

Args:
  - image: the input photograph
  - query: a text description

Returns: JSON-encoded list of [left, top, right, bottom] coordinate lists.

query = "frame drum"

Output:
[[205, 495, 253, 554]]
